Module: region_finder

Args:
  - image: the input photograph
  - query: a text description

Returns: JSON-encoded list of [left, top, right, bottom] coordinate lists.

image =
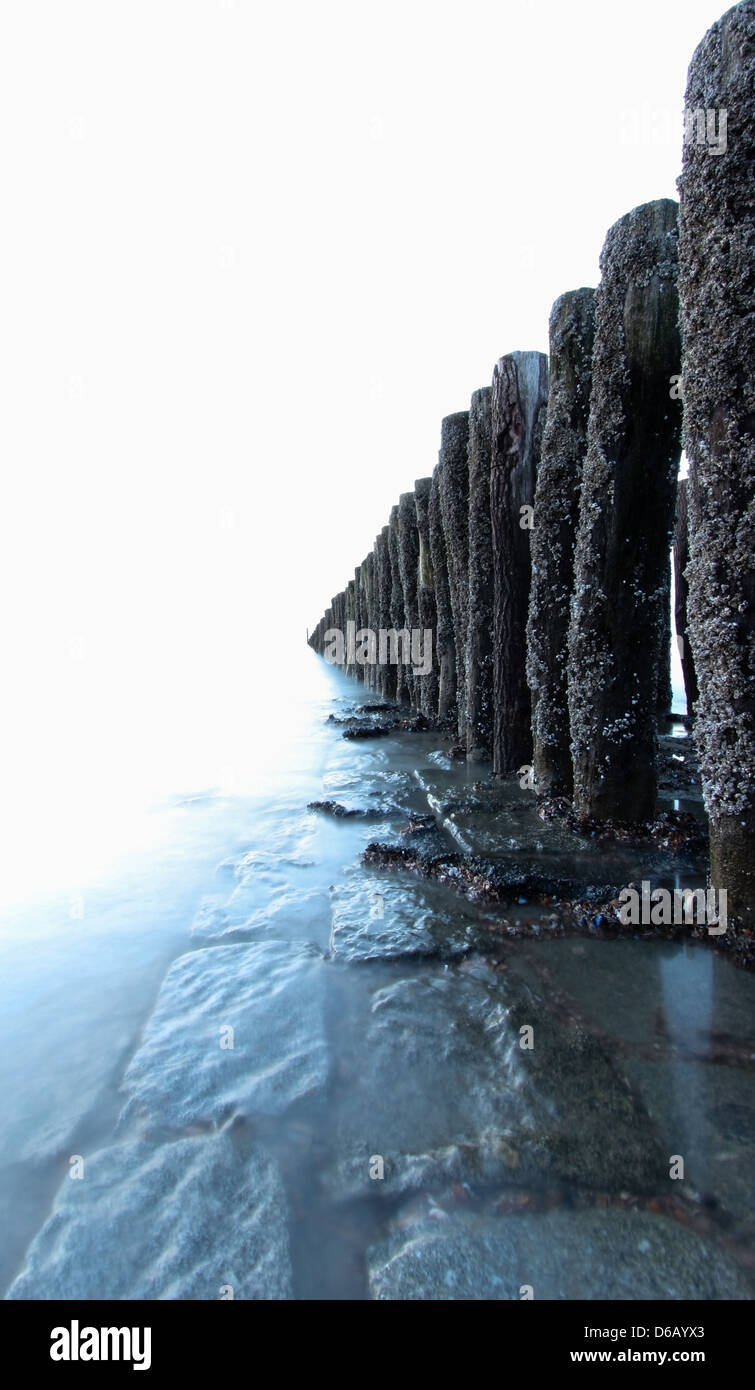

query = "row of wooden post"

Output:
[[310, 2, 754, 926]]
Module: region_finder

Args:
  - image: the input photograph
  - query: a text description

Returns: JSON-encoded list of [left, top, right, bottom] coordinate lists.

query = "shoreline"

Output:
[[310, 686, 755, 972]]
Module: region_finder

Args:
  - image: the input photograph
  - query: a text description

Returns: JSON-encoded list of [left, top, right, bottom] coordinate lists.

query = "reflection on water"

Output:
[[661, 949, 713, 1193], [1, 651, 753, 1300]]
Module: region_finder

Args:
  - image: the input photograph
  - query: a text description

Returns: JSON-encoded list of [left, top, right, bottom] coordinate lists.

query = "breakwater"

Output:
[[310, 2, 755, 930]]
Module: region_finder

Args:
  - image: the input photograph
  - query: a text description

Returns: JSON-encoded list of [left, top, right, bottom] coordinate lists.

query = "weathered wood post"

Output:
[[388, 505, 410, 706], [568, 199, 682, 822], [363, 556, 377, 690], [353, 565, 365, 685], [438, 412, 471, 739], [657, 558, 673, 715], [491, 351, 549, 776], [429, 458, 456, 724], [345, 580, 357, 679], [466, 387, 495, 759], [376, 526, 395, 700], [397, 491, 421, 710], [527, 290, 596, 794], [414, 476, 438, 720], [673, 479, 698, 719], [679, 0, 755, 924]]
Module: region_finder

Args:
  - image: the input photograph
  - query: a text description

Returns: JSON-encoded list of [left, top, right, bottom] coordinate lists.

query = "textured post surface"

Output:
[[673, 479, 699, 719], [526, 290, 596, 794], [397, 492, 420, 710], [491, 351, 549, 776], [376, 527, 395, 699], [438, 413, 470, 739], [465, 387, 494, 758], [345, 580, 357, 679], [414, 477, 437, 720], [353, 566, 364, 684], [568, 199, 681, 821], [388, 506, 410, 706], [429, 462, 455, 723], [679, 0, 755, 923], [656, 558, 673, 714], [363, 556, 377, 690]]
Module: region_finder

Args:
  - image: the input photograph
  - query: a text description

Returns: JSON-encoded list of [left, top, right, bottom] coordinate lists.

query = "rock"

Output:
[[307, 800, 392, 820], [342, 726, 391, 740], [190, 895, 246, 941], [324, 957, 664, 1201], [7, 1133, 292, 1300], [318, 767, 418, 823], [367, 1205, 749, 1300], [191, 885, 332, 946], [328, 869, 483, 963], [122, 942, 327, 1130]]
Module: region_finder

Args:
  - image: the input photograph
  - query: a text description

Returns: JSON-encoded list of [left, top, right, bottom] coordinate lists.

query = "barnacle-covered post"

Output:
[[363, 556, 377, 690], [568, 199, 681, 822], [429, 441, 457, 724], [657, 559, 673, 715], [414, 477, 438, 720], [344, 579, 357, 680], [388, 506, 410, 706], [527, 290, 596, 794], [375, 526, 394, 699], [397, 491, 421, 710], [438, 412, 471, 739], [673, 479, 698, 719], [491, 350, 549, 776], [466, 387, 495, 759], [679, 0, 755, 925], [352, 566, 364, 684]]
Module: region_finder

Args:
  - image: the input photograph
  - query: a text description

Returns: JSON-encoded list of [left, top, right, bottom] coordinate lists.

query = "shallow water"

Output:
[[2, 652, 754, 1300]]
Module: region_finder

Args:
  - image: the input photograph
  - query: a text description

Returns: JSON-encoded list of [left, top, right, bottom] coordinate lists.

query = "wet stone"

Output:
[[342, 726, 392, 741], [190, 895, 248, 941], [307, 799, 397, 821], [324, 957, 664, 1202], [328, 869, 485, 964], [7, 1133, 292, 1300], [367, 1205, 749, 1301], [122, 942, 327, 1130], [191, 886, 332, 945], [623, 1057, 755, 1241]]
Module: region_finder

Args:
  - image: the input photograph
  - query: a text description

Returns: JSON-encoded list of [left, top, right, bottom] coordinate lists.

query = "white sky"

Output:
[[0, 0, 727, 900]]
